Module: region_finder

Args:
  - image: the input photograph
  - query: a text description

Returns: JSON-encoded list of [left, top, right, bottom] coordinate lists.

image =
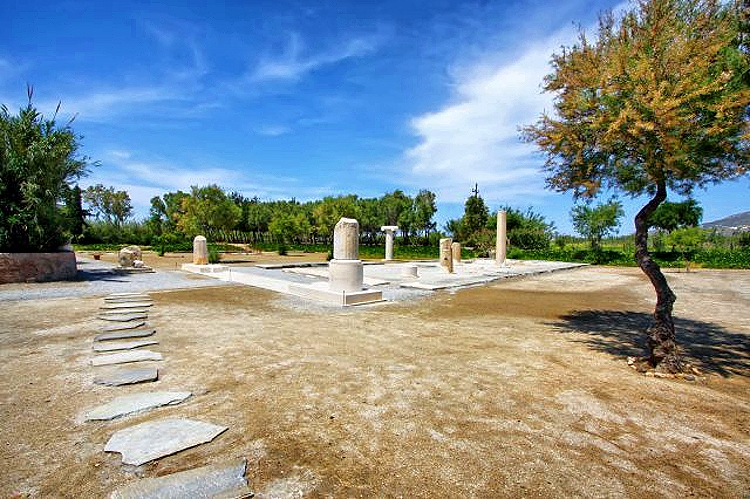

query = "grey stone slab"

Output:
[[99, 313, 148, 322], [84, 391, 191, 421], [94, 367, 158, 386], [92, 350, 162, 366], [109, 458, 250, 499], [101, 302, 153, 309], [97, 321, 148, 332], [104, 418, 228, 466], [95, 328, 156, 342], [99, 308, 148, 317], [93, 340, 159, 352], [105, 295, 151, 303]]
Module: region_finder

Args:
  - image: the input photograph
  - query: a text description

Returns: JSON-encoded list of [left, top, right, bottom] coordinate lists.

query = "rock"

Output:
[[109, 458, 250, 499], [132, 260, 145, 268], [94, 328, 156, 342], [104, 418, 228, 466], [104, 295, 151, 303], [99, 313, 148, 322], [94, 367, 158, 386], [0, 252, 77, 284], [118, 246, 142, 268], [99, 309, 148, 317], [93, 340, 159, 352], [97, 321, 148, 333], [683, 374, 696, 381], [101, 302, 153, 309], [84, 392, 191, 421], [91, 350, 162, 366]]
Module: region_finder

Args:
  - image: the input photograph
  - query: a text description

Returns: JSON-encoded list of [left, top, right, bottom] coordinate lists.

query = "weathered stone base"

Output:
[[0, 252, 77, 284], [112, 266, 155, 274], [289, 282, 383, 306]]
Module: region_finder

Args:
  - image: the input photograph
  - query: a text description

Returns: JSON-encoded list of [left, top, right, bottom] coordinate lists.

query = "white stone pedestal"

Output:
[[328, 259, 364, 293], [381, 225, 398, 261]]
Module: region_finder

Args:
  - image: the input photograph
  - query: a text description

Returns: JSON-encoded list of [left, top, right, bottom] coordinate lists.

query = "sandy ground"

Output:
[[76, 249, 328, 271], [0, 266, 748, 498]]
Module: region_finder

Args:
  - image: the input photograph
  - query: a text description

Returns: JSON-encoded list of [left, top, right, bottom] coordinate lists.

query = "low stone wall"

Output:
[[0, 252, 77, 284]]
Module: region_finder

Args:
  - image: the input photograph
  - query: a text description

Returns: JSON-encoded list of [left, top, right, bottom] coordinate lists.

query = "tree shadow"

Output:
[[549, 310, 750, 377]]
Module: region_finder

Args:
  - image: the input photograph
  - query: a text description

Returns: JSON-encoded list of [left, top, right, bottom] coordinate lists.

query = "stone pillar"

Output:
[[439, 238, 453, 273], [380, 225, 398, 261], [496, 210, 507, 266], [329, 218, 364, 293], [193, 236, 208, 265], [401, 264, 419, 278], [451, 242, 461, 263]]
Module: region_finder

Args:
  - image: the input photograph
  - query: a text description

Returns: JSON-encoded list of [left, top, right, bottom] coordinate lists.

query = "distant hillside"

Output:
[[702, 211, 750, 234]]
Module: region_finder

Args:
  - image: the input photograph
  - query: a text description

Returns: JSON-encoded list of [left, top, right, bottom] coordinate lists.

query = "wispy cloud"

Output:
[[250, 31, 385, 82], [403, 26, 580, 204], [255, 124, 291, 136]]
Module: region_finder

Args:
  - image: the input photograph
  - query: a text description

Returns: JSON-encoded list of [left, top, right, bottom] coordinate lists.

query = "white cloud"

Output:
[[404, 26, 579, 204], [255, 124, 291, 136], [250, 32, 384, 82]]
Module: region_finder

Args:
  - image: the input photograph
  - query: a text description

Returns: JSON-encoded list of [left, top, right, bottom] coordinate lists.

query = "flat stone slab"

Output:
[[99, 309, 148, 316], [93, 340, 159, 352], [95, 328, 155, 342], [99, 314, 148, 322], [84, 391, 191, 421], [97, 321, 148, 332], [101, 302, 153, 310], [104, 418, 228, 466], [91, 350, 162, 366], [94, 367, 159, 386], [109, 458, 251, 499], [104, 295, 151, 303]]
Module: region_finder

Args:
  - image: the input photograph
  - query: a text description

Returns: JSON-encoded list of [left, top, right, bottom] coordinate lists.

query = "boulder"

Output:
[[118, 246, 142, 268]]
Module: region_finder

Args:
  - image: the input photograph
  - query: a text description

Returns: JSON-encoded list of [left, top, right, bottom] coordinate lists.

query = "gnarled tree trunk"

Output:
[[634, 180, 682, 372]]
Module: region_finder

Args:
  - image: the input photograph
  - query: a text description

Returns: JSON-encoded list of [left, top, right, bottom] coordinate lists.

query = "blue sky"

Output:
[[1, 0, 748, 234]]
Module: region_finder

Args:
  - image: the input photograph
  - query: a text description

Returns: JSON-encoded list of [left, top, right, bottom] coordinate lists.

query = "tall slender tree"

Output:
[[523, 0, 749, 371]]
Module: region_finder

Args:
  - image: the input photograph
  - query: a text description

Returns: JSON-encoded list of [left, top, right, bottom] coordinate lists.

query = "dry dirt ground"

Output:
[[0, 266, 748, 498]]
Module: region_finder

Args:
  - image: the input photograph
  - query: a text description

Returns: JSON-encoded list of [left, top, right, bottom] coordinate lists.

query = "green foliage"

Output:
[[177, 185, 242, 236], [571, 200, 624, 250], [463, 194, 489, 236], [648, 199, 703, 233], [208, 246, 220, 263], [0, 92, 89, 251], [488, 206, 555, 250], [83, 184, 133, 226]]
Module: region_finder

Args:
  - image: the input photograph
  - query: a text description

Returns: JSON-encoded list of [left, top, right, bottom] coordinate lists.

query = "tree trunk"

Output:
[[634, 181, 682, 372]]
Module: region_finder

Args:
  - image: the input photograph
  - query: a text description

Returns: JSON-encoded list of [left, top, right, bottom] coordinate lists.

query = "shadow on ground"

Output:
[[73, 269, 128, 283], [550, 310, 750, 377]]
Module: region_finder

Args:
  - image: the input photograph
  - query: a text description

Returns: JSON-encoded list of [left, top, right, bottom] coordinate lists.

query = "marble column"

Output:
[[193, 236, 208, 265], [451, 242, 461, 263], [329, 218, 364, 293], [439, 237, 454, 273], [380, 225, 398, 261], [496, 210, 507, 266]]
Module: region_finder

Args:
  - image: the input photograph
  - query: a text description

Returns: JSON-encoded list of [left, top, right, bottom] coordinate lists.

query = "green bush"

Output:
[[1, 94, 89, 251], [208, 247, 220, 264]]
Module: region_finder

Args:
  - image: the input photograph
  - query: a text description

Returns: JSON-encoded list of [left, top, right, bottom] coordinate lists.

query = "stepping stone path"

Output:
[[84, 392, 191, 421], [99, 313, 148, 322], [109, 458, 251, 499], [94, 366, 159, 386], [95, 328, 156, 342], [93, 339, 159, 352], [101, 302, 153, 310], [97, 321, 148, 332], [92, 350, 163, 366], [86, 292, 235, 494], [104, 418, 228, 466]]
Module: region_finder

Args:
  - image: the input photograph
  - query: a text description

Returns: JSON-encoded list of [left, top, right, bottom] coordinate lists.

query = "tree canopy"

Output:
[[570, 200, 624, 249]]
